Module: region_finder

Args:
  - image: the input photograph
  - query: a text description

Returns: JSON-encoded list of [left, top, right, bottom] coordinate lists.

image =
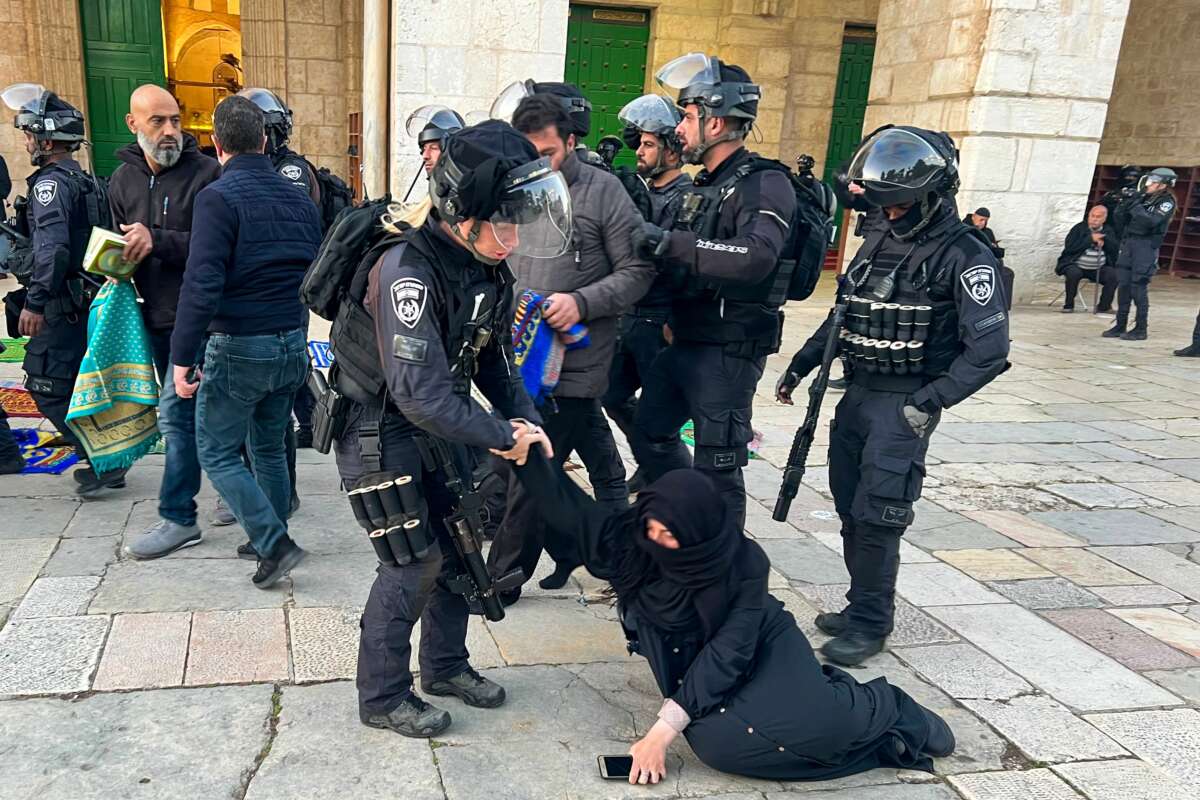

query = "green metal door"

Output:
[[822, 35, 876, 241], [78, 0, 167, 176], [563, 4, 649, 169]]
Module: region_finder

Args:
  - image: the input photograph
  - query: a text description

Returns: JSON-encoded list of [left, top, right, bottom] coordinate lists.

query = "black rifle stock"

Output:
[[773, 302, 847, 522]]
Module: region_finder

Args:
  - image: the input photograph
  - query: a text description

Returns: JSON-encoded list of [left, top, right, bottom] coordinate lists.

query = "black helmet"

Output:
[[618, 94, 683, 156], [406, 104, 465, 150], [429, 119, 573, 261], [237, 88, 292, 150], [3, 83, 85, 146], [491, 79, 593, 137], [655, 53, 760, 122], [1119, 164, 1142, 184], [1138, 167, 1177, 193], [847, 125, 960, 240]]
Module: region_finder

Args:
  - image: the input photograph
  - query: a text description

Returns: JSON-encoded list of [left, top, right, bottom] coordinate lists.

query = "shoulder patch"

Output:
[[960, 264, 996, 307], [33, 180, 57, 206], [280, 164, 303, 181], [391, 277, 427, 329], [1159, 200, 1175, 214]]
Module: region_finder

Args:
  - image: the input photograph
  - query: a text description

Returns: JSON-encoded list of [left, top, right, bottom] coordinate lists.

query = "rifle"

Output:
[[417, 435, 524, 622], [773, 301, 847, 521]]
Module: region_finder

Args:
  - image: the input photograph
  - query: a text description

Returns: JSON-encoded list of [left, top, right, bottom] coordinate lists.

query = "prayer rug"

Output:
[[12, 428, 79, 474]]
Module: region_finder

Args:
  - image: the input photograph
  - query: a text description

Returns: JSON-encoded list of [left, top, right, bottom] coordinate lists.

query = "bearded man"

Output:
[[110, 84, 224, 560]]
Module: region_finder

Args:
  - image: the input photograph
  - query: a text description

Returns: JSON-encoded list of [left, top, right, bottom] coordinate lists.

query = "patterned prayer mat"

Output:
[[0, 384, 40, 418], [12, 428, 79, 474], [0, 338, 26, 363]]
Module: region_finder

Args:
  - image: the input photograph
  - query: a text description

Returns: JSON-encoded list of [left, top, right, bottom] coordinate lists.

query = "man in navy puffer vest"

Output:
[[170, 95, 323, 588]]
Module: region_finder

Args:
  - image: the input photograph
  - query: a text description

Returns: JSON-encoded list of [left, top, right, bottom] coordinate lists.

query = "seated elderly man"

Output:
[[1056, 204, 1119, 313]]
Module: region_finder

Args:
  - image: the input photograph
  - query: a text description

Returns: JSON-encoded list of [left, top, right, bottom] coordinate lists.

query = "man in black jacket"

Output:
[[1056, 204, 1118, 313], [112, 85, 224, 560]]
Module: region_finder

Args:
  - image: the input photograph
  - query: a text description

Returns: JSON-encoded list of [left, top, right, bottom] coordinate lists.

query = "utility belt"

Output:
[[630, 305, 670, 323], [849, 369, 927, 394]]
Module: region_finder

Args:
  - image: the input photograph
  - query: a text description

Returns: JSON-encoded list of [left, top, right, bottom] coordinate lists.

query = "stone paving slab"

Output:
[[1021, 547, 1147, 586], [90, 558, 288, 613], [244, 681, 443, 800], [185, 608, 289, 685], [1052, 759, 1200, 800], [962, 510, 1084, 548], [0, 684, 271, 799], [1122, 438, 1200, 460], [1145, 506, 1200, 533], [1042, 482, 1161, 509], [757, 538, 850, 585], [933, 549, 1052, 581], [0, 537, 57, 604], [1109, 608, 1200, 658], [12, 575, 99, 620], [929, 604, 1180, 711], [1040, 403, 1147, 422], [288, 606, 360, 683], [1143, 667, 1200, 706], [989, 577, 1105, 609], [1085, 709, 1200, 788], [895, 564, 1006, 607], [486, 598, 629, 666], [906, 521, 1022, 551], [1118, 480, 1200, 507], [1082, 420, 1178, 440], [948, 769, 1082, 800], [0, 615, 109, 695], [92, 611, 191, 690], [891, 643, 1032, 700], [1040, 609, 1197, 671], [1089, 546, 1200, 601], [1090, 584, 1187, 606], [794, 583, 958, 647], [927, 462, 1089, 489], [39, 535, 119, 577], [960, 695, 1128, 763], [1032, 510, 1200, 546], [289, 551, 379, 608], [769, 787, 955, 800], [63, 497, 133, 538], [0, 497, 79, 539], [1077, 441, 1150, 462], [1158, 459, 1200, 481], [923, 484, 1068, 513], [1075, 461, 1183, 483]]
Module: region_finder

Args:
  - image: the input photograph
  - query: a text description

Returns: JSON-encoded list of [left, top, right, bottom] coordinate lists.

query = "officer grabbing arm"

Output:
[[336, 121, 566, 740], [777, 126, 1009, 667], [1103, 167, 1177, 341]]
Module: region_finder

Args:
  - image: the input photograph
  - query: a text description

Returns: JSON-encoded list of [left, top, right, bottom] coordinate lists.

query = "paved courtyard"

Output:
[[3, 274, 1200, 800]]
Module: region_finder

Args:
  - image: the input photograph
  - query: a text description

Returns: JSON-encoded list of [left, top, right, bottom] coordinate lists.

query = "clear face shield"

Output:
[[847, 128, 947, 193], [489, 80, 537, 123], [1137, 174, 1172, 193], [405, 105, 465, 140], [2, 83, 50, 131], [654, 53, 720, 95], [617, 94, 681, 136], [487, 159, 572, 258]]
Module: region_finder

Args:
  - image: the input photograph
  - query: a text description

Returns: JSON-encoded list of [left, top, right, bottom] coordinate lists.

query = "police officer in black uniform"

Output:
[[238, 88, 320, 206], [406, 104, 465, 178], [628, 54, 797, 526], [1102, 167, 1177, 342], [331, 121, 569, 737], [776, 126, 1010, 666], [2, 83, 121, 494], [1100, 164, 1141, 242], [602, 94, 691, 491]]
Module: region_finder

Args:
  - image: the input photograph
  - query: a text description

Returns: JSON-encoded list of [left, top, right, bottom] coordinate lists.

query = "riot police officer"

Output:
[[1100, 164, 1141, 242], [602, 94, 691, 490], [1103, 167, 1177, 341], [331, 121, 568, 737], [2, 83, 121, 494], [776, 126, 1010, 666], [628, 54, 797, 526], [238, 88, 320, 205], [406, 105, 465, 177]]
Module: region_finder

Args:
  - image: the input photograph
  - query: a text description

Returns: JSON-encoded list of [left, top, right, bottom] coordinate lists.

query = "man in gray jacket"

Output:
[[487, 93, 654, 600]]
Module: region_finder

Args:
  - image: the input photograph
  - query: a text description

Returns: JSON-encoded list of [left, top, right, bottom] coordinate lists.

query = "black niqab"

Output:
[[612, 469, 760, 638]]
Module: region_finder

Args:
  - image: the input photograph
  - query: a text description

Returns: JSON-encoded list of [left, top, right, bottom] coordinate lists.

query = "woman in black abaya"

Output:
[[501, 446, 955, 786]]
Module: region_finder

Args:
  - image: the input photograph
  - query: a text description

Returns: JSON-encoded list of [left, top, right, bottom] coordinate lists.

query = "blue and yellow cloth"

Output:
[[66, 280, 160, 474], [511, 290, 589, 406]]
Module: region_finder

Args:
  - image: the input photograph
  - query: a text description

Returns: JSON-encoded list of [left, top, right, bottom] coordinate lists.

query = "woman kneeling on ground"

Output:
[[497, 444, 955, 786]]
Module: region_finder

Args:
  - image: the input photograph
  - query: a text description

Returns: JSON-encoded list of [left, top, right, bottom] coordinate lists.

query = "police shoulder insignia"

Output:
[[391, 278, 427, 329], [1159, 200, 1175, 214], [960, 264, 995, 307], [33, 180, 57, 206], [280, 164, 303, 181]]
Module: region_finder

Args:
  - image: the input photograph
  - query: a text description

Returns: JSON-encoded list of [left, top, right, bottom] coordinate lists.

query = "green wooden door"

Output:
[[563, 4, 649, 169], [78, 0, 167, 176], [822, 36, 876, 241]]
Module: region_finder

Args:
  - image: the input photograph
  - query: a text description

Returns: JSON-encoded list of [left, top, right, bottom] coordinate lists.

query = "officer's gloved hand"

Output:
[[775, 369, 804, 405], [902, 404, 933, 438], [632, 222, 669, 260]]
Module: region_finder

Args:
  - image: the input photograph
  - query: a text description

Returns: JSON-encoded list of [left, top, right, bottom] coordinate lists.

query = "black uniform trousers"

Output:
[[1061, 265, 1116, 311], [1191, 308, 1200, 347], [602, 312, 669, 441], [487, 396, 627, 585], [828, 384, 937, 638], [631, 342, 763, 528], [357, 415, 472, 716], [0, 407, 21, 462], [22, 313, 88, 456], [1116, 268, 1151, 330]]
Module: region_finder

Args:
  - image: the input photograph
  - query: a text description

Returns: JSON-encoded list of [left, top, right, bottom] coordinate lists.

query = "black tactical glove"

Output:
[[632, 221, 669, 259], [775, 359, 814, 405], [902, 404, 933, 438]]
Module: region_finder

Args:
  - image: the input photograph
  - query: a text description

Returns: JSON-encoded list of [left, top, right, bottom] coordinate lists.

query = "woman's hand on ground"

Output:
[[628, 720, 676, 785]]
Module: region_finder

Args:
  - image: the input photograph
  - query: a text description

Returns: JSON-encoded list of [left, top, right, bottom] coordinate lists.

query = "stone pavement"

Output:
[[3, 274, 1200, 799]]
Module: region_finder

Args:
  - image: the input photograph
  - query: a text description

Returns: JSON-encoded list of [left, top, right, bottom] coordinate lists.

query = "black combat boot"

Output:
[[1174, 344, 1200, 357], [814, 611, 849, 637], [1120, 327, 1147, 341], [75, 464, 130, 497], [821, 631, 887, 666], [422, 667, 506, 709], [1101, 322, 1126, 338], [361, 696, 452, 738], [538, 560, 577, 590], [921, 706, 957, 757], [252, 536, 307, 589]]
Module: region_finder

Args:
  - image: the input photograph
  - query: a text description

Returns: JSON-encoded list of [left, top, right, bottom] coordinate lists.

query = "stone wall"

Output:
[[862, 0, 1130, 301], [242, 0, 362, 177], [1098, 0, 1200, 167], [388, 0, 570, 195], [647, 0, 878, 173], [0, 0, 88, 203]]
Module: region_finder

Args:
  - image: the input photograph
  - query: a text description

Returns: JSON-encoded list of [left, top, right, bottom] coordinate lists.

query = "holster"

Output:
[[308, 366, 349, 454]]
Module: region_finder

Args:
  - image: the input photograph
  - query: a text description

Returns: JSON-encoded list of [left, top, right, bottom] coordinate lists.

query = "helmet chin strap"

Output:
[[891, 194, 943, 242], [684, 114, 742, 165], [451, 221, 502, 266]]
